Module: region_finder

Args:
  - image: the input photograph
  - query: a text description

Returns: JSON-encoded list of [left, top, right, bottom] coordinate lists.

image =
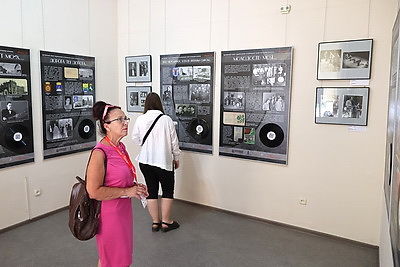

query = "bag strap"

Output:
[[141, 114, 163, 146], [85, 147, 107, 184]]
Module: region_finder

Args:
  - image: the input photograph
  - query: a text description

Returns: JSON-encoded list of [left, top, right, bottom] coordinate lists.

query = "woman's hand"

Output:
[[137, 183, 149, 198], [126, 184, 148, 199]]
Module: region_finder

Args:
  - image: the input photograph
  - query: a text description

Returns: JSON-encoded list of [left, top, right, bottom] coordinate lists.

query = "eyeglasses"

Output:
[[102, 105, 121, 121], [104, 116, 130, 124]]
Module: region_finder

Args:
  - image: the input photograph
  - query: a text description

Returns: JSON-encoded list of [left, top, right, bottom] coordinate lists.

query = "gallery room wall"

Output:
[[0, 0, 118, 229], [0, 0, 396, 254], [118, 0, 397, 246]]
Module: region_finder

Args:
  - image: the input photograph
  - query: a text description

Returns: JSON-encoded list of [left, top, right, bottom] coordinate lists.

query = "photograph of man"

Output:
[[1, 102, 17, 121], [139, 61, 148, 77], [342, 95, 363, 118], [129, 62, 137, 77], [130, 92, 139, 106]]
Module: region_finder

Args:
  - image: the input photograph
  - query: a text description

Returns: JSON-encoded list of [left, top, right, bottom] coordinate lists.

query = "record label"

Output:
[[83, 125, 90, 133], [78, 119, 95, 139], [259, 123, 284, 148], [13, 132, 23, 142], [195, 124, 204, 135], [267, 131, 276, 141]]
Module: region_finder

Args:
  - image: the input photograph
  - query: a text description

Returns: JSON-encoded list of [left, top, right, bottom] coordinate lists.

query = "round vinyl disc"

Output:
[[259, 123, 284, 148]]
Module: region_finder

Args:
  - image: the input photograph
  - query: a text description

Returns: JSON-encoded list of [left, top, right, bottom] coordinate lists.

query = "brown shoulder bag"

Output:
[[68, 147, 106, 241]]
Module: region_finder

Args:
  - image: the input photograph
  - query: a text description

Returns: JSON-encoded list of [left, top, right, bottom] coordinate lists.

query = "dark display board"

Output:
[[40, 51, 96, 159], [0, 46, 34, 168], [219, 47, 293, 165], [160, 52, 215, 154]]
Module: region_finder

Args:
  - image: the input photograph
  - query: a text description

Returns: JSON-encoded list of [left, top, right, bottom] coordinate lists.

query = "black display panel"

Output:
[[160, 52, 215, 154], [219, 47, 293, 165], [0, 46, 34, 168], [40, 51, 96, 159]]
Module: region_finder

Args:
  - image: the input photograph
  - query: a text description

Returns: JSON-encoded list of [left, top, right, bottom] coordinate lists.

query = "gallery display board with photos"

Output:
[[40, 51, 96, 159], [0, 46, 34, 168], [160, 52, 215, 153], [219, 47, 293, 165]]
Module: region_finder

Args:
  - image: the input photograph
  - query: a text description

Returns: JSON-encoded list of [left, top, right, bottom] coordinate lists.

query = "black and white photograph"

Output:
[[342, 52, 370, 69], [315, 87, 369, 125], [252, 63, 287, 86], [79, 68, 94, 80], [193, 66, 211, 82], [46, 118, 73, 141], [223, 91, 245, 110], [342, 95, 363, 118], [316, 93, 339, 118], [189, 84, 210, 103], [64, 96, 73, 111], [0, 63, 22, 76], [175, 104, 197, 117], [126, 86, 151, 112], [162, 85, 173, 102], [72, 95, 93, 109], [262, 93, 285, 112], [125, 55, 152, 83], [139, 61, 149, 77], [174, 66, 193, 81], [318, 49, 341, 73], [317, 39, 373, 80], [1, 101, 29, 122]]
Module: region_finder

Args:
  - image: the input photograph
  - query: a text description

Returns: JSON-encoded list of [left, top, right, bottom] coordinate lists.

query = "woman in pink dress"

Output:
[[86, 101, 148, 267]]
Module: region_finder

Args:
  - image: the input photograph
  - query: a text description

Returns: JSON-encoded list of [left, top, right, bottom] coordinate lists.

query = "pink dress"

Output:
[[94, 142, 135, 267]]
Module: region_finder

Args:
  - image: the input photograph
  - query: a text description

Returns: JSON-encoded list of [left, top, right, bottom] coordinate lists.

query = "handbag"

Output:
[[68, 147, 106, 241]]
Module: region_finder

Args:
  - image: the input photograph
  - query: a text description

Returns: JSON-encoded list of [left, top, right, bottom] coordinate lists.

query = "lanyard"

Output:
[[104, 136, 137, 183]]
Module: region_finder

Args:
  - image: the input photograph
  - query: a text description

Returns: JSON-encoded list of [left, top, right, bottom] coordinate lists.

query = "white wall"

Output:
[[0, 0, 397, 254], [119, 0, 397, 246], [0, 0, 118, 229]]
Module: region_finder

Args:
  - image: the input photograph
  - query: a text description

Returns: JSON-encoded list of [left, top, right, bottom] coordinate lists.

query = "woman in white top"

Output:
[[131, 92, 181, 232]]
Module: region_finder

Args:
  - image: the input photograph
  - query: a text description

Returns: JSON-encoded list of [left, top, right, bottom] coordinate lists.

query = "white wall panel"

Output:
[[42, 0, 90, 54], [165, 0, 212, 53], [228, 0, 286, 49], [324, 0, 370, 41], [0, 1, 23, 46], [128, 0, 151, 54]]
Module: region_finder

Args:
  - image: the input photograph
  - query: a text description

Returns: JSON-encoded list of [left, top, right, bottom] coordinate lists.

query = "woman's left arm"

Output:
[[169, 118, 181, 162]]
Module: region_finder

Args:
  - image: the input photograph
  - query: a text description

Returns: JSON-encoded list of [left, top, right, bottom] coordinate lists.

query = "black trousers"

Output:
[[139, 163, 175, 199]]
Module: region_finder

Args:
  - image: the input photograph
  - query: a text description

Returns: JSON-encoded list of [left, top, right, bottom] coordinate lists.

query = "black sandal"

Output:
[[161, 221, 180, 233], [152, 222, 161, 232]]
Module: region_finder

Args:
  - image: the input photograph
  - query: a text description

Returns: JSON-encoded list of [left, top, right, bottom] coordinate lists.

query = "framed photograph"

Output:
[[125, 55, 152, 82], [126, 86, 151, 112], [317, 39, 373, 80], [315, 87, 369, 126]]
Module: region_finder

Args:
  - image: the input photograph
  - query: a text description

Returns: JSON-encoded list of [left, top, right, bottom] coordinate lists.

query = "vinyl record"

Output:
[[78, 119, 95, 139], [4, 124, 31, 150], [259, 123, 284, 148], [187, 118, 209, 140]]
